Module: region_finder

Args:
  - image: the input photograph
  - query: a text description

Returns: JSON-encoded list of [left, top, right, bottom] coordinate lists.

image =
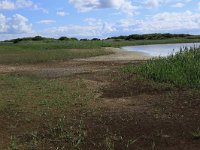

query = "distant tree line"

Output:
[[58, 36, 78, 41], [5, 36, 102, 43], [6, 36, 55, 44], [3, 34, 200, 43], [107, 33, 198, 40], [5, 36, 79, 43]]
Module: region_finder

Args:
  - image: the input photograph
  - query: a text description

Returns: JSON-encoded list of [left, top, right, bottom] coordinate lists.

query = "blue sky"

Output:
[[0, 0, 200, 40]]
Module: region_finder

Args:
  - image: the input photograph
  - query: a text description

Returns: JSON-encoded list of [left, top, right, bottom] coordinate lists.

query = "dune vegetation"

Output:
[[0, 41, 114, 64], [124, 46, 200, 88]]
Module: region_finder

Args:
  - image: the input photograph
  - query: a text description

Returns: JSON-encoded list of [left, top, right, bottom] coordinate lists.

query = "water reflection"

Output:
[[122, 43, 200, 57]]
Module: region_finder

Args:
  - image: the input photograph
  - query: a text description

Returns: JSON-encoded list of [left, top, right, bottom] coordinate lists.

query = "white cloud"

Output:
[[0, 14, 8, 32], [56, 11, 69, 17], [0, 13, 32, 34], [69, 0, 135, 16], [37, 20, 56, 25], [118, 11, 200, 33], [14, 10, 200, 39], [84, 18, 116, 33], [69, 0, 100, 12], [8, 14, 32, 33], [40, 11, 200, 38], [144, 0, 161, 8], [184, 0, 191, 3], [143, 0, 191, 8], [42, 18, 116, 38], [0, 0, 15, 10], [15, 0, 34, 8], [0, 0, 48, 13], [171, 3, 185, 8]]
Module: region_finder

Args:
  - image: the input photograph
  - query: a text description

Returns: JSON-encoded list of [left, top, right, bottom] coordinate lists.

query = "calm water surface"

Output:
[[122, 43, 200, 57]]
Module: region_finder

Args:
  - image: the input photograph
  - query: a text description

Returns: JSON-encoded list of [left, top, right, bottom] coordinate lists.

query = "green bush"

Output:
[[32, 36, 44, 41], [59, 36, 69, 41]]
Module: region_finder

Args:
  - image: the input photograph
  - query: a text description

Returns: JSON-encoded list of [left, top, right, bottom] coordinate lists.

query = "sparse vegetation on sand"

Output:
[[0, 73, 94, 149], [1, 34, 200, 149], [0, 74, 93, 112]]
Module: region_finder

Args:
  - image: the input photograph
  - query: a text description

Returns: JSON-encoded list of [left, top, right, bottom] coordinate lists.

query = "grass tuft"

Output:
[[192, 128, 200, 140]]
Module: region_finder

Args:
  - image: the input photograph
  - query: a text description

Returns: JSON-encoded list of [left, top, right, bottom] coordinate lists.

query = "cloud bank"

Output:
[[0, 0, 200, 40], [69, 0, 135, 16], [0, 0, 48, 13], [0, 13, 32, 34]]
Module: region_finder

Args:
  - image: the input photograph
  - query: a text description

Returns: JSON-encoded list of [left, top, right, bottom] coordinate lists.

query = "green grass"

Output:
[[0, 74, 94, 113], [123, 47, 200, 88], [0, 48, 112, 64], [0, 72, 94, 149], [192, 128, 200, 139], [0, 40, 113, 64]]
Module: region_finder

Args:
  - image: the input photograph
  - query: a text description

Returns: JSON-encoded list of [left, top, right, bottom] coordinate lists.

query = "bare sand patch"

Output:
[[76, 47, 150, 62]]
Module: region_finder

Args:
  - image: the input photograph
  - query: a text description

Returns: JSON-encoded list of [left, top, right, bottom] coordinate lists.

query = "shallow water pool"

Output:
[[122, 43, 200, 57]]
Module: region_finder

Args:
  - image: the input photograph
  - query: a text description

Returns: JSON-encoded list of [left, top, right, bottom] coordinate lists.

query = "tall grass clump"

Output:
[[135, 46, 200, 88]]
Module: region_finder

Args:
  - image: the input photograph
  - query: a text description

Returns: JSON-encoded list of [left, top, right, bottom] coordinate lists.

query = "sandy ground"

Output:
[[1, 48, 200, 149], [0, 48, 149, 76], [77, 48, 150, 61]]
